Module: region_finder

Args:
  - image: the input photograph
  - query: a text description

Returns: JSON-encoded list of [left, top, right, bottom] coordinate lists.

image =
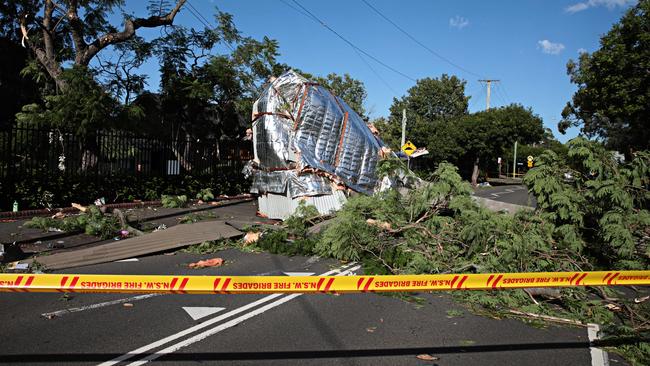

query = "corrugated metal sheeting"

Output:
[[247, 70, 386, 219], [257, 190, 347, 220]]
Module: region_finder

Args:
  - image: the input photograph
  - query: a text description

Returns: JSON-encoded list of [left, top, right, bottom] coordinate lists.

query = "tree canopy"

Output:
[[375, 75, 544, 184], [457, 104, 545, 184], [376, 74, 468, 152], [8, 0, 187, 91], [559, 0, 650, 154]]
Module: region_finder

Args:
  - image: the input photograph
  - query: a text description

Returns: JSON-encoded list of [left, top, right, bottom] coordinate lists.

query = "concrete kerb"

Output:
[[0, 195, 253, 219]]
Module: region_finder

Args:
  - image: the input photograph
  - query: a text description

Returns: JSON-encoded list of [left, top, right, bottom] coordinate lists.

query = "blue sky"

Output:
[[122, 0, 637, 142]]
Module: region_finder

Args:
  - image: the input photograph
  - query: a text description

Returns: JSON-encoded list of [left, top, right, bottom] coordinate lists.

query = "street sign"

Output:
[[527, 155, 534, 162], [401, 141, 417, 156]]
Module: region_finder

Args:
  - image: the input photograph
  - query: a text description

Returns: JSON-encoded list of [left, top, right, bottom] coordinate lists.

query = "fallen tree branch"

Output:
[[112, 208, 144, 236], [508, 310, 587, 327]]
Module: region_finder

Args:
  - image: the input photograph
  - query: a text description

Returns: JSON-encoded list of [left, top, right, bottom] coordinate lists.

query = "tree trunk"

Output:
[[471, 156, 480, 187], [21, 0, 187, 93]]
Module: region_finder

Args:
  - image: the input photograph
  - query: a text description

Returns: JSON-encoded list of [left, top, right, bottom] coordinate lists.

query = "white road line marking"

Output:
[[182, 307, 225, 321], [127, 264, 362, 366], [588, 323, 609, 366], [130, 294, 302, 366], [98, 262, 359, 366], [115, 258, 139, 262], [41, 294, 161, 318], [283, 272, 315, 276]]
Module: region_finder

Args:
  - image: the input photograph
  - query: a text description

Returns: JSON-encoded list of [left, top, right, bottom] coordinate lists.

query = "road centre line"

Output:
[[127, 264, 362, 366], [41, 294, 161, 318], [98, 262, 359, 366]]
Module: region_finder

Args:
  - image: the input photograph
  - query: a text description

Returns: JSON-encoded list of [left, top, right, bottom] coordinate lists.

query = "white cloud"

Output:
[[565, 0, 637, 14], [449, 16, 469, 29], [538, 40, 566, 55], [577, 48, 588, 54]]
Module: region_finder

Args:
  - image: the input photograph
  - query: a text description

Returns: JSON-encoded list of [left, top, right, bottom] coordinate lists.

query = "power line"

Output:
[[185, 1, 235, 52], [494, 83, 509, 106], [468, 86, 486, 111], [351, 47, 400, 95], [497, 82, 513, 105], [186, 1, 213, 31], [360, 0, 484, 79], [285, 0, 417, 82]]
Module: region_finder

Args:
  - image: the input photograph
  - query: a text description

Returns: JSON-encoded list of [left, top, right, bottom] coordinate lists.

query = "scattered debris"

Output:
[[123, 303, 134, 307], [366, 327, 377, 333], [416, 354, 439, 361], [112, 208, 143, 237], [153, 224, 167, 232], [71, 203, 87, 212], [188, 258, 224, 269], [44, 314, 57, 320], [635, 296, 649, 304], [523, 287, 562, 304], [51, 211, 65, 219], [94, 197, 105, 206], [605, 303, 622, 312], [243, 232, 260, 245], [20, 221, 241, 270], [47, 242, 65, 249], [366, 218, 392, 231], [6, 261, 29, 270], [508, 310, 586, 326]]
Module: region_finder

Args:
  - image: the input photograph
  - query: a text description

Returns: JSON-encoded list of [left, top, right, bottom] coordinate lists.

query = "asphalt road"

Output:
[[473, 185, 537, 207], [0, 247, 613, 366]]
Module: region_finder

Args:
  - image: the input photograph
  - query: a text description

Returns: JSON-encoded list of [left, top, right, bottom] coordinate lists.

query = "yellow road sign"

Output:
[[401, 141, 417, 156]]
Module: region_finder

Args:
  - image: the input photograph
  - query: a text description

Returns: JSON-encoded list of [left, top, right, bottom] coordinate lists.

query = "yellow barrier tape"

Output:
[[0, 271, 648, 294]]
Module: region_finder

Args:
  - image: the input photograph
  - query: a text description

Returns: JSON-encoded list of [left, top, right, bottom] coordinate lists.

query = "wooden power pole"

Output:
[[478, 79, 500, 110]]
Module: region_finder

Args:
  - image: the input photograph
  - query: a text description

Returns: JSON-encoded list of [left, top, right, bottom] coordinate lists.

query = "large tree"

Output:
[[313, 73, 367, 117], [459, 104, 545, 186], [559, 0, 650, 155], [8, 0, 187, 92], [286, 69, 368, 118], [129, 20, 281, 170], [376, 74, 469, 163]]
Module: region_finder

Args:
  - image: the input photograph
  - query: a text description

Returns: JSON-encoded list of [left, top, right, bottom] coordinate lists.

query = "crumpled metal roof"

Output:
[[247, 70, 386, 199]]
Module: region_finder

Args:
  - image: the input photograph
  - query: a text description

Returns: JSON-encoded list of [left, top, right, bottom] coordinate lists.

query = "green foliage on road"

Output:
[[25, 205, 119, 239], [245, 141, 650, 364], [524, 137, 650, 269]]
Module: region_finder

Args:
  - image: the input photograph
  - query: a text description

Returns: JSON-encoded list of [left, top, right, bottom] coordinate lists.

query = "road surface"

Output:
[[473, 185, 537, 208], [1, 248, 614, 365]]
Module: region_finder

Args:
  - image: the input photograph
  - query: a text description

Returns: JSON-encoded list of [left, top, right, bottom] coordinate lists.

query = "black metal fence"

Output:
[[0, 126, 253, 210]]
